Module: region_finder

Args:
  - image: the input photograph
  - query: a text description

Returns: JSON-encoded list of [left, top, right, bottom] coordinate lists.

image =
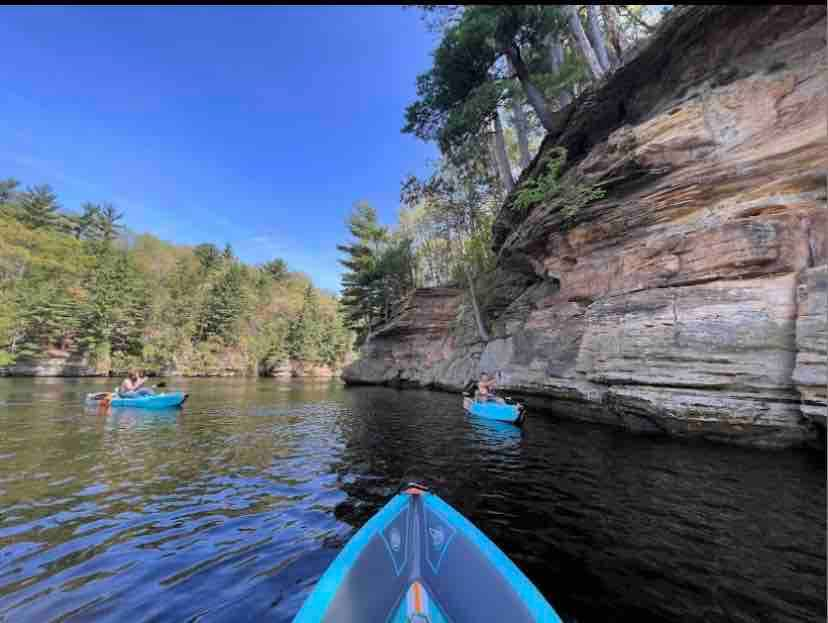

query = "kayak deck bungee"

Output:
[[293, 483, 561, 623], [463, 395, 526, 425], [85, 391, 188, 409]]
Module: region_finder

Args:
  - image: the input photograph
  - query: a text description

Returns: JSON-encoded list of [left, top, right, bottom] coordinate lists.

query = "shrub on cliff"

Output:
[[512, 146, 606, 226]]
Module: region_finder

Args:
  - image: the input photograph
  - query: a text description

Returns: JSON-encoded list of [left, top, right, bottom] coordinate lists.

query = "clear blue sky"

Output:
[[0, 6, 439, 293]]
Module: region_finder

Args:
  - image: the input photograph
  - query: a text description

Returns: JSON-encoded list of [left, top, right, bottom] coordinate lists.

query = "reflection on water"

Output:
[[0, 378, 824, 623]]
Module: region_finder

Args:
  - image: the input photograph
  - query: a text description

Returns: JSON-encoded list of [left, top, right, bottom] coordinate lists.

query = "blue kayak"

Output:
[[86, 391, 188, 409], [293, 483, 561, 623], [463, 395, 526, 425]]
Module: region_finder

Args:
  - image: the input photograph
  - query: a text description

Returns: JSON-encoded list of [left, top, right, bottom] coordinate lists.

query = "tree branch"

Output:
[[616, 5, 656, 34]]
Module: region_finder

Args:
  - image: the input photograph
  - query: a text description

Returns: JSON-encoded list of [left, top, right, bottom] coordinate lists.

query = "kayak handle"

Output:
[[398, 481, 430, 495]]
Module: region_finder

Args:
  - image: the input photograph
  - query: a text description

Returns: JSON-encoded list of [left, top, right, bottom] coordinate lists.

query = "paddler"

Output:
[[477, 372, 505, 404], [118, 369, 154, 398]]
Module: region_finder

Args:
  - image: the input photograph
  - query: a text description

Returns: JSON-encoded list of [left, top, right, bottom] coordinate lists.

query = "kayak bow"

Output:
[[293, 483, 561, 623]]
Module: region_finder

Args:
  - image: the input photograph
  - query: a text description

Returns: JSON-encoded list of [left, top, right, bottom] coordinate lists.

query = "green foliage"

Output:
[[17, 184, 60, 230], [337, 201, 416, 344], [75, 203, 102, 240], [197, 262, 245, 345], [512, 147, 606, 224], [0, 178, 19, 205], [194, 243, 222, 273], [262, 258, 288, 281], [98, 203, 125, 242], [403, 6, 569, 157], [0, 177, 353, 375], [287, 285, 322, 361], [79, 247, 148, 361]]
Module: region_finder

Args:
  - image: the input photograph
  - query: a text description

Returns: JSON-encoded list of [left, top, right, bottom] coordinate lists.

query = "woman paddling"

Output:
[[118, 369, 154, 398], [476, 372, 505, 404]]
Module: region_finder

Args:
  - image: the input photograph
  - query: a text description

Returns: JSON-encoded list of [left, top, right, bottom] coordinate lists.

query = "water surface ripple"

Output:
[[0, 378, 824, 622]]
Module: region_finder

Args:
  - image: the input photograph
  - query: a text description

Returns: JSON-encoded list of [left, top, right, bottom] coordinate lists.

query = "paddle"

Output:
[[89, 378, 166, 401]]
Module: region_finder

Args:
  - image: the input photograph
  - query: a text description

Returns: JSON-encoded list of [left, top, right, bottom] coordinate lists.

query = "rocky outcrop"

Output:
[[344, 5, 827, 448], [342, 287, 483, 390], [0, 351, 101, 377], [793, 266, 827, 428], [262, 358, 343, 379], [2, 349, 346, 380]]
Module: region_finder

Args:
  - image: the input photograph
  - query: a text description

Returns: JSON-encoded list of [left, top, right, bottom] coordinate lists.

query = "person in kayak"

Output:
[[118, 369, 154, 398], [476, 372, 505, 403]]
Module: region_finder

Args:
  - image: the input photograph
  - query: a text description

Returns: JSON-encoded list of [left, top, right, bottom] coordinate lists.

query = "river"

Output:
[[0, 378, 824, 622]]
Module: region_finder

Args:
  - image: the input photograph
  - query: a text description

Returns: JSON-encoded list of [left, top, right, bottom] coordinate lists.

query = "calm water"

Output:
[[0, 378, 824, 623]]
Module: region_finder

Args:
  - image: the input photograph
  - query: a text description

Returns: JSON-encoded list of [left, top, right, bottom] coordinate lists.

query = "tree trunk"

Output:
[[384, 279, 389, 322], [464, 264, 489, 342], [491, 112, 515, 193], [487, 134, 504, 190], [585, 5, 611, 72], [545, 35, 573, 109], [563, 4, 605, 80], [601, 5, 624, 65], [504, 45, 554, 131], [505, 58, 532, 169]]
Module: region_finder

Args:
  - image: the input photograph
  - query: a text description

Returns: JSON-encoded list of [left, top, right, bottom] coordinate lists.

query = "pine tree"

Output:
[[287, 284, 323, 362], [319, 307, 350, 367], [18, 185, 60, 229], [14, 283, 81, 357], [0, 178, 19, 205], [74, 203, 102, 240], [337, 201, 388, 339], [196, 263, 244, 344], [194, 243, 221, 273], [98, 203, 125, 243], [262, 258, 288, 281], [79, 248, 147, 362]]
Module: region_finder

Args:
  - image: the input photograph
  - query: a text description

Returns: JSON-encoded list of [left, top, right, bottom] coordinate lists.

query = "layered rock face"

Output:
[[344, 5, 827, 448], [0, 352, 101, 377], [794, 266, 827, 428], [342, 287, 483, 390]]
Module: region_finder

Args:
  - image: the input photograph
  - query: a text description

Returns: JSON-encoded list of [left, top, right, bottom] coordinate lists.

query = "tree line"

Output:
[[339, 5, 668, 345], [0, 178, 352, 374]]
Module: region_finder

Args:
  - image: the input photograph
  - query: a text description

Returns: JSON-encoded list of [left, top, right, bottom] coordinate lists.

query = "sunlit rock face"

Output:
[[344, 5, 827, 448]]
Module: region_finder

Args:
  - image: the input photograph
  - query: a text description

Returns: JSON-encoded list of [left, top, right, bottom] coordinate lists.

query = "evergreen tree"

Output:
[[98, 203, 124, 243], [262, 258, 288, 281], [75, 203, 102, 240], [319, 306, 351, 367], [79, 247, 147, 362], [194, 243, 222, 273], [0, 178, 20, 211], [197, 263, 244, 344], [287, 284, 323, 362], [0, 178, 19, 202], [338, 201, 409, 342], [14, 283, 81, 357], [18, 185, 60, 229]]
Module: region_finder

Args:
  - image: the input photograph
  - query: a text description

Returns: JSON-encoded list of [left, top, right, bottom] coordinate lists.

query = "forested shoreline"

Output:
[[0, 180, 352, 377]]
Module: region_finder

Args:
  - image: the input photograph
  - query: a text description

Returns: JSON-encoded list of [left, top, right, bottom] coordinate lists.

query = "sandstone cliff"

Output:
[[344, 5, 827, 448]]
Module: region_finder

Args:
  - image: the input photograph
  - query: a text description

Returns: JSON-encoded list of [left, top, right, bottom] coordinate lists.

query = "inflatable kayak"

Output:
[[463, 395, 526, 425], [293, 483, 560, 623], [85, 391, 188, 409]]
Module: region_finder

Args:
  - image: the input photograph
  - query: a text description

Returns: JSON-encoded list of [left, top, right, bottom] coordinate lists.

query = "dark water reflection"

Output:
[[0, 378, 824, 622]]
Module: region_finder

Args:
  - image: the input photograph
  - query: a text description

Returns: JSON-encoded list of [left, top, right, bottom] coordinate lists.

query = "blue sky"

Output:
[[0, 6, 439, 292]]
